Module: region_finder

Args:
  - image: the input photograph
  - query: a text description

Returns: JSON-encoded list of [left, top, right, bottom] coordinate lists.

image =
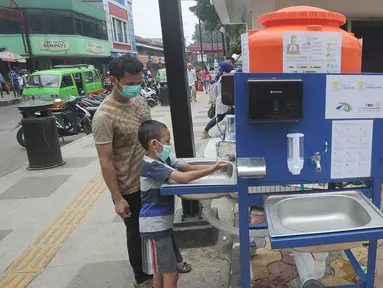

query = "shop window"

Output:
[[0, 18, 21, 34], [112, 18, 128, 43], [83, 72, 94, 83], [61, 75, 74, 88]]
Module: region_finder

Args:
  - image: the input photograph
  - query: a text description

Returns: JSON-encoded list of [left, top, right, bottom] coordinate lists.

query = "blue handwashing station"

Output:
[[161, 72, 383, 288]]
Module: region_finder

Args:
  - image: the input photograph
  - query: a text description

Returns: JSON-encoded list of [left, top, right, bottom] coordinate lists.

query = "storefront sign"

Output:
[[40, 40, 70, 52], [86, 42, 105, 53]]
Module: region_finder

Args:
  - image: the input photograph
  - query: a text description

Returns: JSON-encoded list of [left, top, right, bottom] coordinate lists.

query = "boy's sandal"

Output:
[[177, 262, 192, 273]]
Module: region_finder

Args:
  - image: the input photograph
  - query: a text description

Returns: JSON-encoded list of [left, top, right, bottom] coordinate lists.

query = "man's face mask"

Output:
[[113, 78, 141, 99]]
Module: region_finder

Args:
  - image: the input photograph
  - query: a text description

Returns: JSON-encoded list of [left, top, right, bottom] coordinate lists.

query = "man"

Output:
[[0, 72, 8, 98], [187, 63, 197, 102], [156, 66, 167, 86], [93, 55, 190, 288], [215, 57, 235, 81], [8, 68, 20, 97], [92, 55, 153, 288]]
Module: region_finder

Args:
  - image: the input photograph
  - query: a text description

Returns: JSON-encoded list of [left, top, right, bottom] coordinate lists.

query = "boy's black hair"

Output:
[[138, 120, 168, 150], [109, 54, 143, 80]]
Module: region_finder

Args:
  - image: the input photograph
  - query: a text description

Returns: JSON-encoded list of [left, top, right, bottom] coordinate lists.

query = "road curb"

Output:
[[0, 97, 22, 107]]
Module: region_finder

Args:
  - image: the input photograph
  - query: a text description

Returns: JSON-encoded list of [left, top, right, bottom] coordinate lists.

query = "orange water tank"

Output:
[[248, 6, 362, 73]]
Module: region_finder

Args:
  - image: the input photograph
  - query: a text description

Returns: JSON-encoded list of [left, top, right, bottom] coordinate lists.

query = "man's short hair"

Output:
[[109, 55, 143, 80], [138, 120, 168, 150], [226, 56, 236, 63]]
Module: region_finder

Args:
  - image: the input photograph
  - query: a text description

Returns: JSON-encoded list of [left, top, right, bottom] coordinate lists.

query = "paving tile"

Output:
[[251, 279, 271, 288], [359, 256, 368, 266], [83, 143, 95, 149], [350, 245, 368, 262], [286, 278, 301, 288], [112, 214, 124, 223], [251, 248, 282, 267], [330, 258, 357, 281], [66, 260, 134, 288], [0, 229, 12, 243], [251, 265, 269, 281], [321, 275, 354, 286], [0, 175, 71, 200], [62, 157, 97, 168], [264, 237, 280, 251], [326, 251, 347, 265], [268, 262, 299, 285], [281, 249, 295, 266], [374, 276, 383, 288], [375, 259, 383, 278]]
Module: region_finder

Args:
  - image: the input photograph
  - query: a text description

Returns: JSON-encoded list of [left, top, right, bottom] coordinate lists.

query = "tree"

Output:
[[192, 22, 222, 44], [189, 0, 220, 31], [190, 0, 247, 55], [192, 23, 213, 43]]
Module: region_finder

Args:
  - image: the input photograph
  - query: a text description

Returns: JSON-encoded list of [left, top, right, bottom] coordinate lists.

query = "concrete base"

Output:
[[173, 207, 219, 249]]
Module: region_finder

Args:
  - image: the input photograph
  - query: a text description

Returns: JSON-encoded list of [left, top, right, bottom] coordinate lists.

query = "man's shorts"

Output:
[[142, 234, 183, 274]]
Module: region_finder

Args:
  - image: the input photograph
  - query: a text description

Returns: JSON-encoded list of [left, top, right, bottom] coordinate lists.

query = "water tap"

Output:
[[310, 152, 321, 172]]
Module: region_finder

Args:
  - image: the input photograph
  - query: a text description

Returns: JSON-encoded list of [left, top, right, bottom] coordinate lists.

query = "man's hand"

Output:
[[115, 198, 131, 219]]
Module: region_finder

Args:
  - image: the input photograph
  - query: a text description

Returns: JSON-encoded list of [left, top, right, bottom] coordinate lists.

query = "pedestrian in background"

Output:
[[187, 63, 197, 102], [201, 66, 210, 94], [0, 72, 9, 98], [8, 68, 20, 97]]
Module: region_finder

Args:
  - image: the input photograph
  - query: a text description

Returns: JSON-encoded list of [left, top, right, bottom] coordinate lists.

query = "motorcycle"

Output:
[[54, 96, 93, 134]]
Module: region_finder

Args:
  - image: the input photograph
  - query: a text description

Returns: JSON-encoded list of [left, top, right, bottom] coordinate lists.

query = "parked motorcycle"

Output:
[[54, 96, 93, 134]]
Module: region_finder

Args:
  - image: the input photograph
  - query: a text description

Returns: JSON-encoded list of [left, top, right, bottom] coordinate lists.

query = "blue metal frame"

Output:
[[235, 73, 383, 288], [161, 73, 383, 287]]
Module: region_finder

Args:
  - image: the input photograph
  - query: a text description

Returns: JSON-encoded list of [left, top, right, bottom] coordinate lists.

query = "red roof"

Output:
[[186, 43, 224, 52]]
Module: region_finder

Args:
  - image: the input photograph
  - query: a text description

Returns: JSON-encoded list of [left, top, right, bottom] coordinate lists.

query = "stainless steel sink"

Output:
[[265, 191, 383, 238], [162, 158, 236, 200]]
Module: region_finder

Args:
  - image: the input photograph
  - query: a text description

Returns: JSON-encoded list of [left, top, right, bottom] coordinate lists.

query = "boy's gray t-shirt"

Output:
[[139, 155, 182, 239]]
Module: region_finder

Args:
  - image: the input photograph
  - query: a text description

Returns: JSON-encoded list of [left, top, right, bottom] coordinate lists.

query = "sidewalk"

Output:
[[0, 92, 234, 288], [0, 92, 22, 107]]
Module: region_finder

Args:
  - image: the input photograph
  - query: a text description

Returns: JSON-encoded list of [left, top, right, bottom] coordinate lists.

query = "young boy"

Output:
[[137, 120, 228, 288]]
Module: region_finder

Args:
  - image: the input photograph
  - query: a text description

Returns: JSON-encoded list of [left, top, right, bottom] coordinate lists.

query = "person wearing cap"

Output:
[[214, 57, 235, 82], [187, 63, 197, 102]]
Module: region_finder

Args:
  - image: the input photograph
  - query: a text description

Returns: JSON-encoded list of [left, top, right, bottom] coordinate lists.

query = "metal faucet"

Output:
[[216, 140, 236, 162], [311, 152, 321, 172]]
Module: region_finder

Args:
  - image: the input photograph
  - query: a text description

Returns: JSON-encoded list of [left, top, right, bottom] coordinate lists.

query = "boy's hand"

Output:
[[213, 162, 229, 172]]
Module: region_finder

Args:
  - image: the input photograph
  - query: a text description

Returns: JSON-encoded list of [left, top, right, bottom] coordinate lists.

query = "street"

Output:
[[0, 105, 84, 177]]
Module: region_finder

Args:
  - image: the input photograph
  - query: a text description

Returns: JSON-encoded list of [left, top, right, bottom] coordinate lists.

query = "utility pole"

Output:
[[198, 17, 204, 67]]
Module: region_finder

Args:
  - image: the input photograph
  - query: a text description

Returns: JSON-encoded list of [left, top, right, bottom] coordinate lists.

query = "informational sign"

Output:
[[331, 120, 373, 179], [283, 32, 342, 73], [86, 42, 105, 53], [40, 40, 70, 52], [325, 75, 383, 119], [241, 32, 249, 73]]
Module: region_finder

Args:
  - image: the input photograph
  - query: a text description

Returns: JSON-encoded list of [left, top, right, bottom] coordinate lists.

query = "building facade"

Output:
[[102, 0, 136, 58], [0, 0, 111, 72]]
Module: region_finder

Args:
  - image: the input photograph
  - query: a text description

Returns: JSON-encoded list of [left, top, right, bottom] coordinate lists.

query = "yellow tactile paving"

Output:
[[0, 173, 107, 288], [0, 273, 37, 288]]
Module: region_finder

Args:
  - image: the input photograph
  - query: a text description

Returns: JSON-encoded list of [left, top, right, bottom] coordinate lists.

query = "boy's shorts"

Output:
[[142, 234, 183, 274]]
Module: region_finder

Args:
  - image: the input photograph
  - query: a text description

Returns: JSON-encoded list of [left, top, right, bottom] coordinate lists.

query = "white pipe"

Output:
[[292, 251, 326, 288]]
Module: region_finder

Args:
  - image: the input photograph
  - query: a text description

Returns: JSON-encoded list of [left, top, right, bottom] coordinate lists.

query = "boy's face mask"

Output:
[[153, 140, 172, 162]]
